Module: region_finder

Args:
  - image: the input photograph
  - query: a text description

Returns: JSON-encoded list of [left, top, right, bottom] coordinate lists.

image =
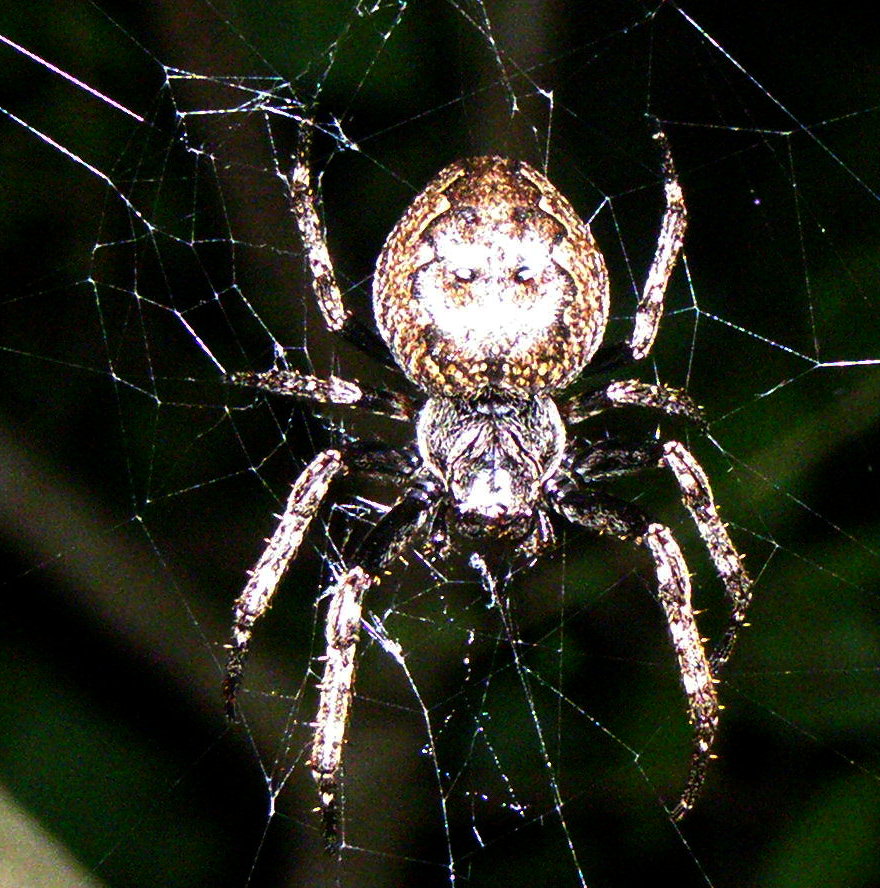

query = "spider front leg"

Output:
[[309, 476, 441, 849], [661, 441, 753, 674], [568, 436, 753, 674], [309, 565, 372, 843], [644, 523, 719, 820], [547, 484, 718, 821], [224, 449, 346, 719], [223, 442, 415, 719]]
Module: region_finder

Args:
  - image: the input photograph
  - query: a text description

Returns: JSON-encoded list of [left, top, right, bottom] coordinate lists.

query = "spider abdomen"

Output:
[[374, 156, 610, 398]]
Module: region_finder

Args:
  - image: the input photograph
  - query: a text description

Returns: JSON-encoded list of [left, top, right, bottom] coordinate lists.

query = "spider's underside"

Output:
[[223, 122, 753, 848]]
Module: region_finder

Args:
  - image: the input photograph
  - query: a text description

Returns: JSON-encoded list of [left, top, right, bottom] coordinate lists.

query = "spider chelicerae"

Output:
[[222, 120, 753, 846]]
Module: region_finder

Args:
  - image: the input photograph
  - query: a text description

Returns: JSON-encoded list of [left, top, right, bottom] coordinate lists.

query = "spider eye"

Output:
[[514, 265, 535, 282], [453, 266, 476, 282]]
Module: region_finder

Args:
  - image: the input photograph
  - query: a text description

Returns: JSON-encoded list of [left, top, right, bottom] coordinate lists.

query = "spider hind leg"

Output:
[[290, 119, 395, 366], [583, 125, 687, 375]]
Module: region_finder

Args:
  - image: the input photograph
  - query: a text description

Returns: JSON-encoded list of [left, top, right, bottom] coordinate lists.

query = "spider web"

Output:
[[1, 2, 879, 887]]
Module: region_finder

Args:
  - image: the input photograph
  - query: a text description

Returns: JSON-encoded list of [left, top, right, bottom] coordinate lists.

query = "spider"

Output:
[[222, 120, 753, 847]]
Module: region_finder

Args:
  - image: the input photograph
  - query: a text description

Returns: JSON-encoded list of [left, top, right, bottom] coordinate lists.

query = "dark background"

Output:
[[1, 2, 879, 886]]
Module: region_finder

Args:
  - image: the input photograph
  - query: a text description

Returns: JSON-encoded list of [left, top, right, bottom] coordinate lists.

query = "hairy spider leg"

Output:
[[230, 366, 419, 422], [560, 378, 705, 426], [310, 476, 441, 849], [547, 483, 718, 821], [224, 449, 346, 719], [586, 125, 687, 374], [630, 130, 688, 360], [569, 437, 752, 670], [309, 566, 372, 849], [660, 441, 753, 675], [290, 121, 395, 365], [223, 443, 416, 719], [562, 435, 752, 816]]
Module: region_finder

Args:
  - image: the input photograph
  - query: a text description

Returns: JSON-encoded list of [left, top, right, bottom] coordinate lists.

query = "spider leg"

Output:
[[566, 437, 664, 483], [230, 366, 419, 422], [223, 443, 416, 719], [547, 483, 717, 821], [291, 121, 394, 365], [309, 475, 441, 849], [660, 441, 753, 674], [568, 436, 752, 670], [644, 524, 719, 820], [309, 565, 371, 848], [588, 125, 687, 373], [560, 378, 705, 427]]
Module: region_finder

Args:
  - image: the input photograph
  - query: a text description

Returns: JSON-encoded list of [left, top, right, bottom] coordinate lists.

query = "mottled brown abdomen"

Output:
[[373, 156, 609, 398]]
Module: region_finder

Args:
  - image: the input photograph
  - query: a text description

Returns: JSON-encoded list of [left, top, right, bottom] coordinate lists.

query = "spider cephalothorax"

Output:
[[417, 395, 565, 543], [223, 123, 753, 848]]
